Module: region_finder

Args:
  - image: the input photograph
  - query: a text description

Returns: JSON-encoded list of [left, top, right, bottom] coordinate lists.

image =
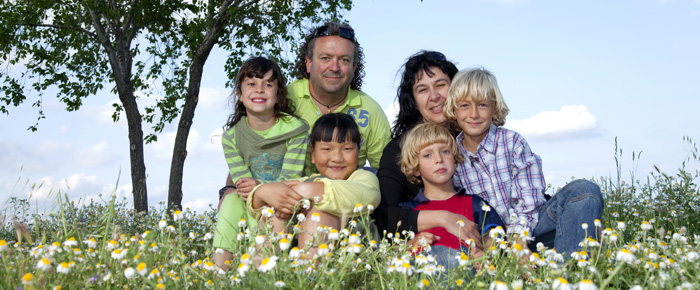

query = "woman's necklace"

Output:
[[311, 93, 346, 114]]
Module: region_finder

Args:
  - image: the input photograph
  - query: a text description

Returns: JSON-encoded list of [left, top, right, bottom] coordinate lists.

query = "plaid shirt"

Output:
[[452, 124, 547, 234]]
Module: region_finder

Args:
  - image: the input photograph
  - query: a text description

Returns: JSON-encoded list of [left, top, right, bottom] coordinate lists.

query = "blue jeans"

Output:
[[529, 179, 604, 255], [430, 245, 462, 270]]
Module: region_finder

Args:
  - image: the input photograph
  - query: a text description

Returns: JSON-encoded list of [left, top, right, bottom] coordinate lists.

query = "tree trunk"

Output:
[[167, 21, 223, 210], [122, 92, 149, 212], [166, 52, 215, 210]]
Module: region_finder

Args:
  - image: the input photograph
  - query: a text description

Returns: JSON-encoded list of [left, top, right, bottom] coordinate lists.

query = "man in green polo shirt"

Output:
[[289, 22, 391, 175], [218, 22, 390, 215]]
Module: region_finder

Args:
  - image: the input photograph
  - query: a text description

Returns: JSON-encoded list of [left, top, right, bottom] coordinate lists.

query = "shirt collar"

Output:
[[299, 78, 361, 109], [413, 187, 467, 203]]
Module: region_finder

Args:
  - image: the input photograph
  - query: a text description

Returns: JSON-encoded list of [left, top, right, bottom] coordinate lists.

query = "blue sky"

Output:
[[2, 0, 699, 214]]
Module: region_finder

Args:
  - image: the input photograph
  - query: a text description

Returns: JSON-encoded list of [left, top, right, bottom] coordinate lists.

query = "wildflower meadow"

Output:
[[2, 138, 700, 289]]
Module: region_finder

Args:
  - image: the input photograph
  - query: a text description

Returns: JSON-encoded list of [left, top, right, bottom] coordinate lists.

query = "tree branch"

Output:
[[20, 23, 97, 40], [124, 0, 140, 54]]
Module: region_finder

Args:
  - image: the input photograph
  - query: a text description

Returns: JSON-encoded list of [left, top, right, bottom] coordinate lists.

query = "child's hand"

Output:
[[407, 232, 440, 249], [236, 178, 260, 198], [281, 180, 300, 187], [255, 182, 302, 219]]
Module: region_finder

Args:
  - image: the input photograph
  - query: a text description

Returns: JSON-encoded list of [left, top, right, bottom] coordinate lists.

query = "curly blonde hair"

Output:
[[399, 123, 464, 185]]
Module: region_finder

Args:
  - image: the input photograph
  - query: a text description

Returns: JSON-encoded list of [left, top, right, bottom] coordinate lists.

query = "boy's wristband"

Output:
[[218, 185, 236, 200]]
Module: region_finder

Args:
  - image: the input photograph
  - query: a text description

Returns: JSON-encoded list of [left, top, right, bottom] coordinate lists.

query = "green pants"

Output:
[[213, 193, 257, 253]]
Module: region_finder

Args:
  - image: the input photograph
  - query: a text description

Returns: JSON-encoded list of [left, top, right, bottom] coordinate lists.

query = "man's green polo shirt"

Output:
[[287, 79, 391, 175]]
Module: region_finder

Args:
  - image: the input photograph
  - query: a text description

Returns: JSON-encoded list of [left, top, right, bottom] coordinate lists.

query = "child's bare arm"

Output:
[[251, 182, 303, 218], [290, 182, 325, 200]]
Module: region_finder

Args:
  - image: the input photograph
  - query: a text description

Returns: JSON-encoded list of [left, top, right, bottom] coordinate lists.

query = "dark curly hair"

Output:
[[391, 50, 458, 139], [225, 56, 295, 129], [294, 22, 365, 90]]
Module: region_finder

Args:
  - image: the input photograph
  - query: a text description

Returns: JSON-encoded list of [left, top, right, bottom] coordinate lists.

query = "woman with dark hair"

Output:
[[372, 51, 484, 248]]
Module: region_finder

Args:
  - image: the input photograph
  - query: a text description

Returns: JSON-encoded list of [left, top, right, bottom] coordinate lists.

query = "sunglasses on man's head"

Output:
[[313, 25, 356, 42]]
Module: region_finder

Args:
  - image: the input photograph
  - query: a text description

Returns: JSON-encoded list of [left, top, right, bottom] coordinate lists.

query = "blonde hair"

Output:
[[444, 67, 510, 126], [399, 123, 464, 185]]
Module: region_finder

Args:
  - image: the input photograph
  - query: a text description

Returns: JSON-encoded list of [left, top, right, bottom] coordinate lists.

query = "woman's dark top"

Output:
[[372, 137, 421, 236]]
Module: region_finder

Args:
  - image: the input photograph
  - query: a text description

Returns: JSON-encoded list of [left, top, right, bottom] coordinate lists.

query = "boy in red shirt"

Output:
[[399, 122, 504, 269]]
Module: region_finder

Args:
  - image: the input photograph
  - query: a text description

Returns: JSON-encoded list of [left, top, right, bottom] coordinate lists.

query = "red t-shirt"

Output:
[[413, 194, 474, 249]]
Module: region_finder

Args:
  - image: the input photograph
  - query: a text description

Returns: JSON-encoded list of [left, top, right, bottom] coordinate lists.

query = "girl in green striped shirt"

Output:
[[213, 57, 308, 267]]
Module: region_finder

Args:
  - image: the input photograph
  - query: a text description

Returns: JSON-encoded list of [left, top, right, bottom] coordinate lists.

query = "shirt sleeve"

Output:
[[372, 139, 421, 235], [245, 183, 265, 220], [313, 169, 381, 217], [365, 105, 391, 169], [222, 128, 253, 185], [471, 195, 506, 235], [507, 135, 547, 234], [277, 130, 308, 181]]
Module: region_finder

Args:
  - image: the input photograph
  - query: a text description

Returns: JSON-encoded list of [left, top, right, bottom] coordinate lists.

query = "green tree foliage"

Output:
[[0, 0, 352, 211]]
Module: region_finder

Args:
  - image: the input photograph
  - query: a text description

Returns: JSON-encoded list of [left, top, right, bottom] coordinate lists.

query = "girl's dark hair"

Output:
[[309, 113, 362, 149], [391, 50, 458, 139], [294, 22, 365, 90], [225, 56, 293, 129]]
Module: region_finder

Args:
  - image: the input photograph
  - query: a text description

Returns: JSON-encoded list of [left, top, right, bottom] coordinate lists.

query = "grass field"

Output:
[[2, 139, 699, 289]]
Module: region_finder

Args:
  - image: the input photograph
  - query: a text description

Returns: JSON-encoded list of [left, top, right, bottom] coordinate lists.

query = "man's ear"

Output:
[[306, 57, 312, 74]]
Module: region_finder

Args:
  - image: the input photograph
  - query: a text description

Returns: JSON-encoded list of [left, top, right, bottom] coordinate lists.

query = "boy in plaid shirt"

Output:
[[444, 68, 604, 255]]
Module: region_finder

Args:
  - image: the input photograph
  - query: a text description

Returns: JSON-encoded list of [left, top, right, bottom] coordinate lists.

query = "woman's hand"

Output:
[[441, 212, 483, 250]]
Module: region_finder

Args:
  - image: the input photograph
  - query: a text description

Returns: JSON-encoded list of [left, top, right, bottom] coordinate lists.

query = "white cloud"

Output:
[[207, 128, 224, 152], [198, 86, 232, 111], [505, 105, 598, 140], [383, 101, 399, 130], [7, 173, 118, 212], [75, 98, 124, 125], [150, 128, 217, 161], [182, 197, 215, 214], [75, 141, 118, 168]]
